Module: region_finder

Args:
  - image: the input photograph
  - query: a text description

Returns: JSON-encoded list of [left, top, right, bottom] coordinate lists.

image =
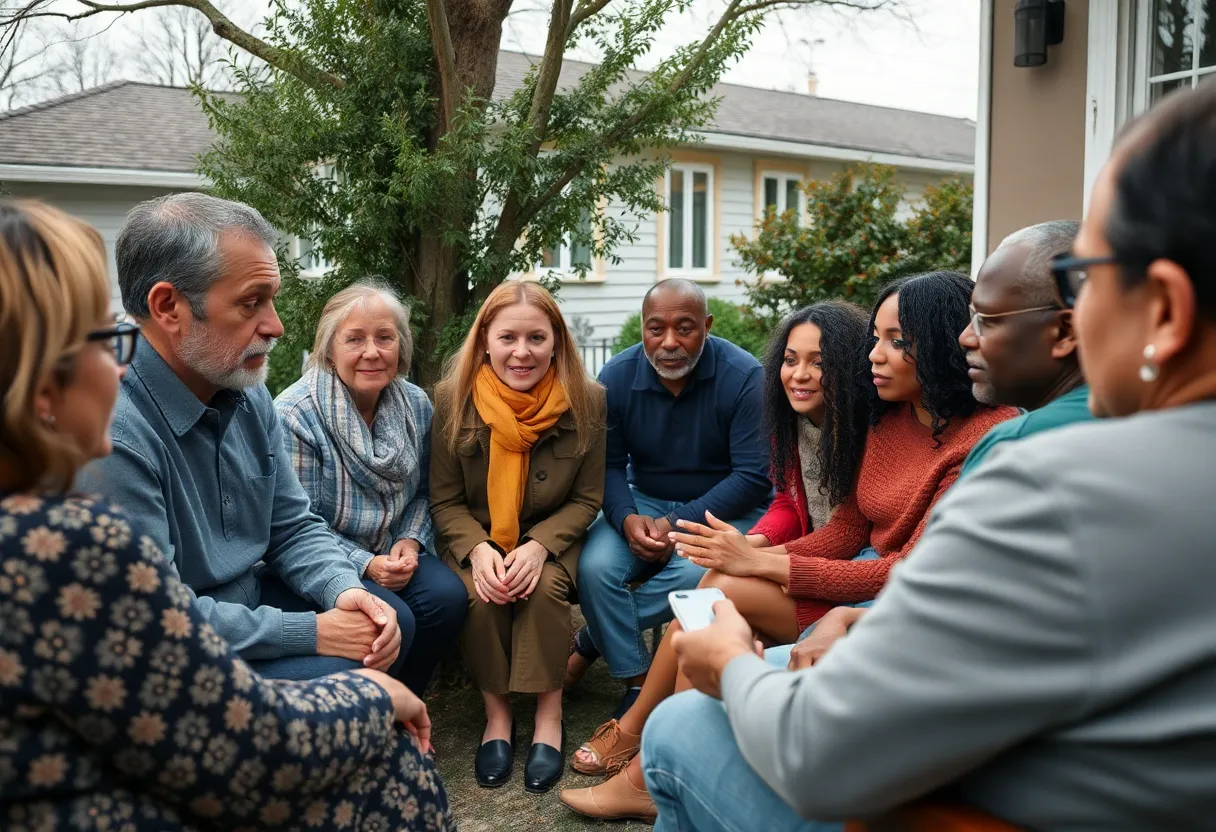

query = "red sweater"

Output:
[[786, 404, 1017, 630]]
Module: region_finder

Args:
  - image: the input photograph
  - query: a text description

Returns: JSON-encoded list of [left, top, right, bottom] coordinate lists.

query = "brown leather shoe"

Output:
[[569, 718, 641, 776], [559, 768, 657, 823]]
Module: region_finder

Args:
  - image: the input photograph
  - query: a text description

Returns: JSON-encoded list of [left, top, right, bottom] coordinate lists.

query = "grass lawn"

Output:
[[429, 617, 656, 831]]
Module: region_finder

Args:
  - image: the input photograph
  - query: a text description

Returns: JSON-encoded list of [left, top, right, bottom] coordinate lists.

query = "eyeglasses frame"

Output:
[[1051, 254, 1120, 307], [86, 322, 141, 366]]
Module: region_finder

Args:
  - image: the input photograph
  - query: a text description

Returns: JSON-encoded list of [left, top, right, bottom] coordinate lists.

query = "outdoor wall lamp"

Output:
[[1014, 0, 1066, 67]]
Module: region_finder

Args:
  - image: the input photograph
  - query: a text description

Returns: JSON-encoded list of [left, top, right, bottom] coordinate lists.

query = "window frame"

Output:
[[1133, 0, 1216, 113], [293, 161, 339, 279], [663, 162, 716, 278], [760, 170, 805, 220], [537, 205, 595, 279]]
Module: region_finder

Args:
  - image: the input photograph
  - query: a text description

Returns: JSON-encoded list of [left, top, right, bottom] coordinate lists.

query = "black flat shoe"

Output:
[[524, 723, 566, 794], [475, 720, 516, 789]]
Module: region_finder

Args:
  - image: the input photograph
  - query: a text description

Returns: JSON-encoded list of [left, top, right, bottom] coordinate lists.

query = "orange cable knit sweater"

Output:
[[786, 404, 1018, 630]]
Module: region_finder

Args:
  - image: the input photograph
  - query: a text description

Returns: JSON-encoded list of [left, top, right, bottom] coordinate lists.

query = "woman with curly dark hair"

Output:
[[560, 273, 1018, 822], [746, 301, 871, 547]]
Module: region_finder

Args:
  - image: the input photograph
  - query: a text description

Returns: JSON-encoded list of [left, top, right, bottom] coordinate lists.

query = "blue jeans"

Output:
[[643, 690, 843, 832], [250, 555, 467, 692], [765, 547, 879, 668], [578, 488, 769, 678]]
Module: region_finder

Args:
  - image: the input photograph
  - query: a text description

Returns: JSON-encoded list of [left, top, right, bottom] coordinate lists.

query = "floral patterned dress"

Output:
[[0, 492, 455, 832]]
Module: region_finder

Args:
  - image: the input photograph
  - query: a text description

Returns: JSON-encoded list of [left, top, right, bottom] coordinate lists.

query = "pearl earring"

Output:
[[1139, 344, 1159, 383]]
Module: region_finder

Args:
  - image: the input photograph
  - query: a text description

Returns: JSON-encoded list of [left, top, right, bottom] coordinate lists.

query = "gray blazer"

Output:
[[720, 401, 1216, 830]]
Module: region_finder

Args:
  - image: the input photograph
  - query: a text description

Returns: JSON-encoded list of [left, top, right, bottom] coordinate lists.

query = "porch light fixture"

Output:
[[1014, 0, 1066, 68]]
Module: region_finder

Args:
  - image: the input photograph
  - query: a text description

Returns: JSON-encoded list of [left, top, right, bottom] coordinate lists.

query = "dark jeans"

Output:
[[250, 555, 467, 693]]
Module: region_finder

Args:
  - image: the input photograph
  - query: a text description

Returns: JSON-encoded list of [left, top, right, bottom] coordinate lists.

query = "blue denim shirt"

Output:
[[77, 338, 364, 660], [598, 336, 772, 532]]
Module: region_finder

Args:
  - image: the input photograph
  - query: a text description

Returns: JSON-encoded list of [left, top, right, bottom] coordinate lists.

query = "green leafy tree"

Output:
[[732, 163, 972, 323], [8, 0, 895, 389], [898, 176, 974, 276], [614, 296, 766, 357]]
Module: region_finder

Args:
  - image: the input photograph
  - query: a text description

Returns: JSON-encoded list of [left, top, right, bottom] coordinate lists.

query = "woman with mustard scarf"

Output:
[[431, 282, 606, 795]]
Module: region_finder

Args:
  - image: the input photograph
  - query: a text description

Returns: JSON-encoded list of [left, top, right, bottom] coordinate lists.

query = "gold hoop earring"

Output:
[[1139, 344, 1159, 384]]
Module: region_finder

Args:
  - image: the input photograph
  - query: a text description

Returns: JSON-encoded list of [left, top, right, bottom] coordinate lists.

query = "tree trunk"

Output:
[[411, 0, 510, 386], [412, 230, 468, 387]]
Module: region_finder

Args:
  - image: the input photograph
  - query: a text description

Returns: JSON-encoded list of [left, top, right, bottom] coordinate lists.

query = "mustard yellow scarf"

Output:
[[472, 363, 570, 551]]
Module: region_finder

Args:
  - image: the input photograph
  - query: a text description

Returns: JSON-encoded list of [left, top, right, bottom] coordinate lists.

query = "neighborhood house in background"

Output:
[[0, 50, 973, 377]]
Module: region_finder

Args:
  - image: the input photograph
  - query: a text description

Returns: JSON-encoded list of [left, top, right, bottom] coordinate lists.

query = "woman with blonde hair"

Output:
[[275, 280, 467, 696], [431, 280, 606, 794], [0, 200, 452, 830]]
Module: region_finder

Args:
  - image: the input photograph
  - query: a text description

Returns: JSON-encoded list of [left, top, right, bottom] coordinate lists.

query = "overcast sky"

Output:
[[13, 0, 979, 120]]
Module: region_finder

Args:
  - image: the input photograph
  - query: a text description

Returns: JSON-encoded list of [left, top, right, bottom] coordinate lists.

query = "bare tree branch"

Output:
[[3, 0, 345, 90], [567, 0, 612, 34], [424, 0, 460, 131], [487, 0, 574, 253]]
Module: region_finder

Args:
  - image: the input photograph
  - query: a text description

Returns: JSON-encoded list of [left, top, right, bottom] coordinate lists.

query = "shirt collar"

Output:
[[130, 336, 247, 437], [630, 336, 719, 392]]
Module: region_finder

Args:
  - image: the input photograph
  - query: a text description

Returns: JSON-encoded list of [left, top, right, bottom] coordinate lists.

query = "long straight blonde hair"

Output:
[[0, 200, 111, 492], [436, 281, 602, 455]]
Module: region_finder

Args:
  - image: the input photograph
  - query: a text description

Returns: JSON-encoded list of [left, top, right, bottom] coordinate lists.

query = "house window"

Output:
[[294, 235, 333, 277], [761, 172, 803, 221], [665, 164, 714, 274], [294, 161, 339, 278], [540, 206, 594, 274], [1141, 0, 1216, 107]]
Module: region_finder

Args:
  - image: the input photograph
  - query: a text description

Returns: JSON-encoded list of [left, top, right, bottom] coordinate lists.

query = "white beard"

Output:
[[178, 322, 276, 390]]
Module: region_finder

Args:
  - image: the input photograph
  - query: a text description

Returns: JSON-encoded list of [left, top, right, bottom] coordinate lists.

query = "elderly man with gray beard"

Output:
[[79, 193, 408, 682], [570, 279, 771, 721]]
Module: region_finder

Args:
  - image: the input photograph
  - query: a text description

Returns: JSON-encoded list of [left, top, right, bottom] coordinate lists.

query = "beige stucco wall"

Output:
[[985, 0, 1089, 251]]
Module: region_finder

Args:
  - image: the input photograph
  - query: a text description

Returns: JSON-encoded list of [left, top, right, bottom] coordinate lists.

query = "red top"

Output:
[[749, 452, 813, 546], [785, 404, 1018, 631]]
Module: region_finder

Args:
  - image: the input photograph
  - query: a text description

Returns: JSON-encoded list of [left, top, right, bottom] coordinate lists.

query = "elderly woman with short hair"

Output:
[[275, 281, 466, 695]]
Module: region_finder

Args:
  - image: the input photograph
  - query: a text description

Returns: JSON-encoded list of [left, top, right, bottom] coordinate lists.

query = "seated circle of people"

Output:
[[0, 199, 453, 830], [561, 270, 1019, 821], [77, 193, 413, 683], [641, 80, 1216, 832], [768, 219, 1092, 674], [566, 277, 773, 723], [274, 281, 468, 696], [428, 281, 607, 794], [567, 299, 872, 790]]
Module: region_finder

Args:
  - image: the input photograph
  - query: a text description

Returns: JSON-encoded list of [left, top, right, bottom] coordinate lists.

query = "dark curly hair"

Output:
[[868, 271, 978, 445], [762, 301, 871, 508]]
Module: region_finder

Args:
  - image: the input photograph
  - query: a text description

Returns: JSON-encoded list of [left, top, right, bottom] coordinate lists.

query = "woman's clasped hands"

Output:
[[469, 538, 549, 604]]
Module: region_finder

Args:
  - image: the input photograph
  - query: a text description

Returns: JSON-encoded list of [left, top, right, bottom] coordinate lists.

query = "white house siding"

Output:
[[544, 152, 969, 346], [0, 181, 184, 311]]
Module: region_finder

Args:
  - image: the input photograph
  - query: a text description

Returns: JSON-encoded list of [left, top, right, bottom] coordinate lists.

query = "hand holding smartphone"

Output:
[[668, 588, 727, 631]]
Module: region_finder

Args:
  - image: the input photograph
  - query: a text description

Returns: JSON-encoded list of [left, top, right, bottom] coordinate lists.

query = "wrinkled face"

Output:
[[781, 322, 825, 421], [332, 298, 400, 403], [641, 290, 711, 381], [1074, 160, 1148, 418], [959, 241, 1066, 409], [484, 302, 555, 392], [44, 316, 127, 460], [868, 293, 922, 405], [177, 231, 283, 390]]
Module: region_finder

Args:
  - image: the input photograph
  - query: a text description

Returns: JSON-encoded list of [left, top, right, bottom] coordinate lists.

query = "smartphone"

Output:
[[668, 588, 727, 632]]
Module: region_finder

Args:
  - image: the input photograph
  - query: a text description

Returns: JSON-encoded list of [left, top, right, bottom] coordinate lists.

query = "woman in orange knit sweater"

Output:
[[560, 271, 1018, 822]]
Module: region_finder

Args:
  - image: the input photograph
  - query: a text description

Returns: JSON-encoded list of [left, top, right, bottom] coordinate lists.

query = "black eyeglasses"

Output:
[[1051, 254, 1119, 307], [86, 322, 140, 366]]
